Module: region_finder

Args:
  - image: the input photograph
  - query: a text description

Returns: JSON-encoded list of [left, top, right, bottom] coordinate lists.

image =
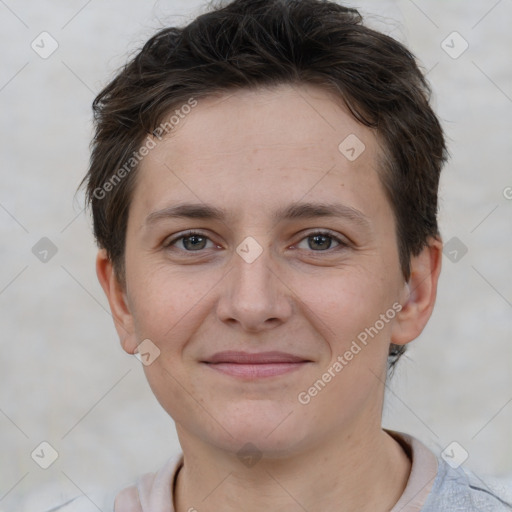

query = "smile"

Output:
[[202, 351, 312, 379]]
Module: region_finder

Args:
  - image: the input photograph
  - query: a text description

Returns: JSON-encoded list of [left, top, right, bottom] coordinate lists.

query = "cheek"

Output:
[[295, 266, 395, 344], [126, 261, 214, 347]]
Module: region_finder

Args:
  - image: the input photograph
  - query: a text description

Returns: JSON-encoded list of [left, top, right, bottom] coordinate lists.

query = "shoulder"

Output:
[[388, 430, 512, 512], [423, 458, 512, 511]]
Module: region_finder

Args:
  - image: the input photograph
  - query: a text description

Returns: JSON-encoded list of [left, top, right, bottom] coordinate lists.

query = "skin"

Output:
[[97, 83, 442, 512]]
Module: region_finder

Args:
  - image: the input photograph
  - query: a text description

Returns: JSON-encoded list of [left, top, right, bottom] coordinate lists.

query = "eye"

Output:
[[295, 231, 347, 252], [163, 229, 348, 254], [164, 230, 216, 252]]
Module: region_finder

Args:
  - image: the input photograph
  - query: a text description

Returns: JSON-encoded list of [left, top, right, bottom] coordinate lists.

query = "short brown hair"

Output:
[[80, 0, 448, 368]]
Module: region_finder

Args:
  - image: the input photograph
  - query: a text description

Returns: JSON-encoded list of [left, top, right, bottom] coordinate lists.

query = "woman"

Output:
[[70, 0, 512, 510]]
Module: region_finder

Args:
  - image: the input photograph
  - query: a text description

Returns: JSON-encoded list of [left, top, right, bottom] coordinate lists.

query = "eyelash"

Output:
[[163, 229, 348, 254]]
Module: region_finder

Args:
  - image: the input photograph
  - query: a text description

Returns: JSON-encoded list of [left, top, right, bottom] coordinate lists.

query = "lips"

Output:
[[204, 351, 309, 364], [203, 351, 311, 379]]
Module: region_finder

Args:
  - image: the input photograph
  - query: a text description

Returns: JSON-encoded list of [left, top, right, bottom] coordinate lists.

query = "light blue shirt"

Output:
[[421, 458, 512, 511]]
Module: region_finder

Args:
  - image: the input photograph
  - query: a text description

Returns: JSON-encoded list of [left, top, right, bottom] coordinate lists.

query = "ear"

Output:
[[391, 237, 442, 346], [95, 249, 138, 354]]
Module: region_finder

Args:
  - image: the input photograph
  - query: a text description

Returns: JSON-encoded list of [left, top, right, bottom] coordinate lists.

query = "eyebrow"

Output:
[[144, 201, 372, 230]]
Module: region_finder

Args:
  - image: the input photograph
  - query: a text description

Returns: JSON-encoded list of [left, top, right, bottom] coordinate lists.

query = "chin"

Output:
[[210, 401, 313, 455]]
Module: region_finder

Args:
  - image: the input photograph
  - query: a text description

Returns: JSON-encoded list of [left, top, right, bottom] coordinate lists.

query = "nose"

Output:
[[216, 240, 293, 333]]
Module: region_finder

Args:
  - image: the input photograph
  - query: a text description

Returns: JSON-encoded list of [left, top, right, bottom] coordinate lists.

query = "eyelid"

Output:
[[163, 229, 216, 249], [164, 228, 349, 253], [293, 229, 349, 251]]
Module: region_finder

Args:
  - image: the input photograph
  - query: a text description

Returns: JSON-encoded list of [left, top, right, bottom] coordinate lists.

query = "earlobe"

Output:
[[391, 237, 443, 346], [95, 249, 138, 354]]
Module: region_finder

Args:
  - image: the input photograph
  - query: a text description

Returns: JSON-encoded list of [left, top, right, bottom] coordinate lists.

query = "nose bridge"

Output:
[[235, 241, 273, 295], [217, 237, 292, 330]]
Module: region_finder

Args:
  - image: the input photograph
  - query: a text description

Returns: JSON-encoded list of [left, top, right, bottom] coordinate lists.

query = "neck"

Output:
[[174, 425, 411, 512]]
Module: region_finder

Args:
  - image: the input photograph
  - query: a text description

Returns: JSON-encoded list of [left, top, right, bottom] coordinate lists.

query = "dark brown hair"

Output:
[[80, 0, 448, 369]]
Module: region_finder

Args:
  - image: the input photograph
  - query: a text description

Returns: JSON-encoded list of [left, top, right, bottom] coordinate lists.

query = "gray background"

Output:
[[0, 0, 511, 510]]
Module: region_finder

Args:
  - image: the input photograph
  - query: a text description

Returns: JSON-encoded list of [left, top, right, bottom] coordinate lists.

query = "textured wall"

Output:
[[0, 1, 511, 510]]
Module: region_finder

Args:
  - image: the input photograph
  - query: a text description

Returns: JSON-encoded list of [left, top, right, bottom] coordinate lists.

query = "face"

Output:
[[102, 84, 427, 457]]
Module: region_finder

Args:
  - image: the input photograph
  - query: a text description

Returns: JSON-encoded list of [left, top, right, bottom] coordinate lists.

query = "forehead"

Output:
[[153, 83, 377, 163], [131, 83, 389, 226]]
